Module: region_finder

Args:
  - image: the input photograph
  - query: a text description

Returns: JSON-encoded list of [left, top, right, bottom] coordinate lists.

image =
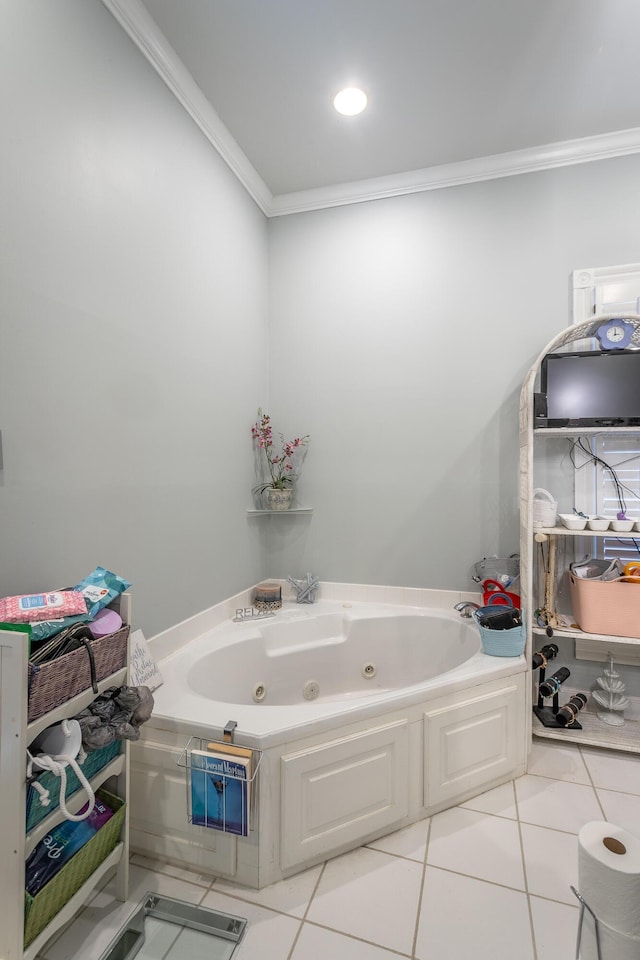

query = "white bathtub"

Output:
[[186, 608, 481, 706], [149, 600, 525, 744], [131, 593, 528, 887]]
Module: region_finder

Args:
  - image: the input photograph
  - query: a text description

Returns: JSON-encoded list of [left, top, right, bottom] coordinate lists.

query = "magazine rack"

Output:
[[178, 734, 262, 836]]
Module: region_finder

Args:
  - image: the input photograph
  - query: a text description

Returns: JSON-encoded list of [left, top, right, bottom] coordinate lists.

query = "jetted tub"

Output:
[[188, 608, 483, 705], [131, 595, 528, 888]]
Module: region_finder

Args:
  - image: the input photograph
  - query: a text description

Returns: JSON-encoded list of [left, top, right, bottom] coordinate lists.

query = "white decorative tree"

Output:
[[592, 654, 630, 726]]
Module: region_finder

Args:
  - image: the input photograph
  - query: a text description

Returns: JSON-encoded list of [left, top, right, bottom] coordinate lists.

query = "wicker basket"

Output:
[[28, 626, 129, 722], [569, 572, 640, 639], [26, 741, 121, 832], [24, 789, 125, 947]]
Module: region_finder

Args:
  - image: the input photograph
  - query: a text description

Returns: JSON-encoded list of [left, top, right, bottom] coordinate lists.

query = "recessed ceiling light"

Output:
[[333, 87, 368, 116]]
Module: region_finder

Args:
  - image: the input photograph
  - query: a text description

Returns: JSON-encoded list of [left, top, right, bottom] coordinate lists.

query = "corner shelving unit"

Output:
[[520, 314, 640, 754], [246, 506, 313, 516], [0, 596, 131, 960]]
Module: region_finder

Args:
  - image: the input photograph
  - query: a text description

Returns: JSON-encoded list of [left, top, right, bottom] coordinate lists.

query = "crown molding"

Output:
[[270, 126, 640, 216], [100, 0, 273, 215], [101, 0, 640, 219]]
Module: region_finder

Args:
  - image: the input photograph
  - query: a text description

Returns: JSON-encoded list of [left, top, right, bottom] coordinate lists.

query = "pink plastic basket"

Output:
[[569, 572, 640, 638]]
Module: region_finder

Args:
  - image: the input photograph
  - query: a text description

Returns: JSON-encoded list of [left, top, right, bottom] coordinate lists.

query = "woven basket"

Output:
[[28, 626, 129, 723], [473, 614, 526, 657], [24, 789, 125, 947], [26, 741, 121, 833]]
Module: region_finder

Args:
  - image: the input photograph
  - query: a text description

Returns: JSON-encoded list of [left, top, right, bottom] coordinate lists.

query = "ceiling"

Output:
[[122, 0, 640, 212]]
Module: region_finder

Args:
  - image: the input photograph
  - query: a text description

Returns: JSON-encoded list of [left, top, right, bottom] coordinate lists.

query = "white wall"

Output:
[[3, 0, 640, 631], [0, 0, 269, 636], [268, 155, 640, 590]]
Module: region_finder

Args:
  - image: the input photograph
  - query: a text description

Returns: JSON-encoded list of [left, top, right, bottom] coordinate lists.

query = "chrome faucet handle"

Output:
[[454, 601, 480, 618]]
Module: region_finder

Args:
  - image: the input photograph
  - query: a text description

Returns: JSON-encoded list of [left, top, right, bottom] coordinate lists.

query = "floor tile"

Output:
[[530, 895, 579, 960], [291, 922, 407, 959], [130, 853, 213, 888], [459, 779, 518, 818], [40, 864, 209, 960], [366, 818, 430, 862], [427, 806, 525, 890], [212, 864, 323, 918], [520, 822, 578, 904], [581, 746, 640, 795], [415, 867, 534, 960], [515, 775, 603, 834], [528, 739, 590, 784], [596, 787, 640, 837], [200, 890, 301, 960], [305, 846, 423, 955]]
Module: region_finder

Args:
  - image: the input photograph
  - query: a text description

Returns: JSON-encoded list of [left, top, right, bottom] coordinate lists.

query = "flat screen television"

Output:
[[537, 349, 640, 428]]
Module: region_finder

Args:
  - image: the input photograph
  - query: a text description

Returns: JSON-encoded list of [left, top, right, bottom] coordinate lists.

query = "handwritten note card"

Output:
[[130, 628, 163, 691]]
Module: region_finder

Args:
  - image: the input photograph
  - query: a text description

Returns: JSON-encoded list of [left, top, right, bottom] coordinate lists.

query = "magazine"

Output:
[[190, 749, 250, 836]]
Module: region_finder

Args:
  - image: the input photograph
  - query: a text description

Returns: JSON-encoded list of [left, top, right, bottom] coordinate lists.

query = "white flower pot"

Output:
[[266, 487, 293, 511]]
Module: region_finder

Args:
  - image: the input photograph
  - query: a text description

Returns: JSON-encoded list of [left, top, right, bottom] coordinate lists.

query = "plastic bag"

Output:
[[75, 686, 154, 750], [73, 566, 131, 619]]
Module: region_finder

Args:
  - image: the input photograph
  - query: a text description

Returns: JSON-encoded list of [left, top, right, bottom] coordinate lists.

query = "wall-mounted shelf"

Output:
[[534, 426, 640, 436], [533, 526, 640, 538], [246, 507, 313, 516]]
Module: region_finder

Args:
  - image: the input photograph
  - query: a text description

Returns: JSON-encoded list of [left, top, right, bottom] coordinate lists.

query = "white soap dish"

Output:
[[587, 516, 610, 531], [611, 517, 635, 533], [559, 514, 587, 531]]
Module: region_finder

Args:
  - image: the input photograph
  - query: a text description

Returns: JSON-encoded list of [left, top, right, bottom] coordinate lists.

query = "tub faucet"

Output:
[[454, 601, 480, 618]]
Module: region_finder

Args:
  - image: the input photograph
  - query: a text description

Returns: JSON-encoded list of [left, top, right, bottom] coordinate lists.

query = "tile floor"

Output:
[[38, 739, 640, 960]]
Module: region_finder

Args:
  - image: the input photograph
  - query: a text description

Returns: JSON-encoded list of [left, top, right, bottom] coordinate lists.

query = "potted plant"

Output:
[[251, 409, 309, 510]]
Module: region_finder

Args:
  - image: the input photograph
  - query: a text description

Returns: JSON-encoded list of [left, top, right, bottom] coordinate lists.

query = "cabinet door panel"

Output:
[[281, 720, 409, 871], [424, 682, 523, 808]]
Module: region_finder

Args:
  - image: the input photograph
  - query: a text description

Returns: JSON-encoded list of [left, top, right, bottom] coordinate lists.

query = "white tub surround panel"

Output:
[[130, 586, 526, 888]]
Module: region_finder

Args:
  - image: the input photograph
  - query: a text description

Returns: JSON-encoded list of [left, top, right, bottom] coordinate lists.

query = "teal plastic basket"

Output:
[[473, 613, 526, 658], [26, 741, 121, 832]]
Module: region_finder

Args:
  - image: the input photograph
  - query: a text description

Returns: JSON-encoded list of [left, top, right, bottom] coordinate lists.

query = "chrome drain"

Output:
[[303, 680, 320, 700]]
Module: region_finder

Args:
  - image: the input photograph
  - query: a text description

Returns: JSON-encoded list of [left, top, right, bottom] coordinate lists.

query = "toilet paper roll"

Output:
[[580, 908, 640, 960], [578, 820, 640, 958]]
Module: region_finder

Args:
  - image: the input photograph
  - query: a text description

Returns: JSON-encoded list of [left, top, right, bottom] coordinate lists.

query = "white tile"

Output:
[[130, 853, 213, 888], [366, 819, 430, 862], [211, 864, 323, 918], [530, 895, 580, 960], [596, 787, 640, 837], [427, 806, 525, 890], [581, 746, 640, 795], [306, 846, 423, 955], [415, 867, 534, 960], [520, 823, 579, 905], [291, 923, 407, 960], [527, 739, 591, 784], [459, 780, 518, 819], [515, 775, 602, 834], [200, 889, 301, 960], [40, 864, 208, 960]]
